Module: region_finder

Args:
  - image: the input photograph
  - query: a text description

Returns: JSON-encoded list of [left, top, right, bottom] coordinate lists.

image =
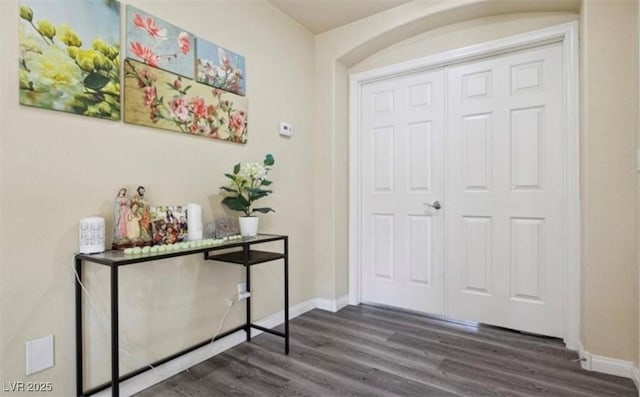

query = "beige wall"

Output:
[[0, 0, 315, 393], [314, 0, 638, 363], [351, 13, 578, 73], [579, 0, 639, 362]]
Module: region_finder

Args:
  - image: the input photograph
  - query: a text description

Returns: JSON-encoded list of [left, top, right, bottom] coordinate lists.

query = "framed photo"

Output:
[[214, 216, 239, 238], [150, 205, 188, 245]]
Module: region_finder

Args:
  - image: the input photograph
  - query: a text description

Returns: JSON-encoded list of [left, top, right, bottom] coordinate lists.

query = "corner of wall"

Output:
[[579, 341, 640, 384]]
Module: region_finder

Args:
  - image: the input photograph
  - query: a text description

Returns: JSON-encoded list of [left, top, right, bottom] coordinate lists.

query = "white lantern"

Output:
[[79, 217, 105, 254]]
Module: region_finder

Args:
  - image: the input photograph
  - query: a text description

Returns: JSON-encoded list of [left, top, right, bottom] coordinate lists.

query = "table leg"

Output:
[[245, 246, 251, 342], [284, 237, 289, 355], [75, 258, 84, 396], [110, 266, 119, 397]]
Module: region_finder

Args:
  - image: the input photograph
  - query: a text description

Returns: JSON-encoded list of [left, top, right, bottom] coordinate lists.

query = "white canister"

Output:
[[186, 203, 203, 241], [79, 217, 105, 254]]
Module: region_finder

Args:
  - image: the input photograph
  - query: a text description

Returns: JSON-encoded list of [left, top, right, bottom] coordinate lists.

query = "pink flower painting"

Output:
[[195, 38, 246, 96], [130, 42, 159, 67], [124, 59, 248, 144], [133, 14, 167, 41], [126, 5, 194, 78], [178, 32, 190, 55]]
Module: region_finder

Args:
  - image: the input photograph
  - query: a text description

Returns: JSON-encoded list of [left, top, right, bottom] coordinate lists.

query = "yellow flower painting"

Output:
[[18, 0, 121, 120]]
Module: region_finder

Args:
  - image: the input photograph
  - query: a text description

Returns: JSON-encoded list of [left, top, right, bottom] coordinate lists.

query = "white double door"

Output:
[[360, 43, 565, 337]]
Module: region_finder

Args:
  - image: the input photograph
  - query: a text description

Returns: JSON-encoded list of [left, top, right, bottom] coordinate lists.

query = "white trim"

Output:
[[579, 342, 640, 382], [336, 295, 350, 311], [577, 341, 591, 370], [350, 22, 577, 85], [256, 298, 317, 329], [561, 20, 581, 352], [93, 299, 317, 397], [349, 74, 363, 306], [632, 366, 640, 394], [95, 332, 246, 397], [637, 2, 640, 394], [316, 295, 349, 313], [348, 22, 580, 348]]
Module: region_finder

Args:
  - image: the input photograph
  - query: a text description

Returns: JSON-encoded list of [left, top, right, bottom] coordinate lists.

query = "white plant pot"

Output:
[[239, 216, 259, 237]]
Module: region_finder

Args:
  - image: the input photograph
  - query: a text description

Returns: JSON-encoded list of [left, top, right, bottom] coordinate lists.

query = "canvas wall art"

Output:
[[126, 5, 194, 79], [150, 205, 188, 245], [18, 0, 121, 120], [124, 59, 248, 143], [196, 38, 245, 96]]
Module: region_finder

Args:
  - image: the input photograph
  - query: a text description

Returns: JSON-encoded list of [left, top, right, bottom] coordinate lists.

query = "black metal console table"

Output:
[[75, 234, 289, 397]]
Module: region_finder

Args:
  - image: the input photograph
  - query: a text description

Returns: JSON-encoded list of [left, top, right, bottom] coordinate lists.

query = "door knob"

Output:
[[424, 201, 442, 210]]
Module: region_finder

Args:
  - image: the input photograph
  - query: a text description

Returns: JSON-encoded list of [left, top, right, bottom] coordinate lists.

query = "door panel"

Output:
[[461, 216, 492, 295], [361, 69, 445, 315], [446, 44, 564, 337]]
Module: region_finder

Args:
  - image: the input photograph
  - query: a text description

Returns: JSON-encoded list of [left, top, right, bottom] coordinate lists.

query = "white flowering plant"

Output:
[[221, 154, 275, 217]]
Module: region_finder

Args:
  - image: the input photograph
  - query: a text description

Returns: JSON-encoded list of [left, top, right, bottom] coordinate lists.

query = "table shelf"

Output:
[[206, 250, 286, 265]]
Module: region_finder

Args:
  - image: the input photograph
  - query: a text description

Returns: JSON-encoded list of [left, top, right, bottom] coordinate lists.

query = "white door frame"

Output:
[[348, 22, 580, 350]]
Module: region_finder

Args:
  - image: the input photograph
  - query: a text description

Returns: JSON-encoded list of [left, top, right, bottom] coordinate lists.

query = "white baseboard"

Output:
[[315, 295, 349, 313], [94, 298, 318, 397], [335, 295, 350, 311], [578, 341, 639, 387], [252, 298, 317, 332], [632, 365, 640, 395], [96, 332, 246, 397]]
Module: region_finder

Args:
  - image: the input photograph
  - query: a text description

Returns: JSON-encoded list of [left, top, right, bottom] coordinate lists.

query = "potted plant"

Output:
[[220, 154, 275, 236]]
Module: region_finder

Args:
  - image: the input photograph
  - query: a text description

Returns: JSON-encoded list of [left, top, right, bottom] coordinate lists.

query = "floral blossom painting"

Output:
[[126, 5, 194, 79], [196, 38, 245, 96], [18, 0, 121, 120], [124, 59, 248, 143]]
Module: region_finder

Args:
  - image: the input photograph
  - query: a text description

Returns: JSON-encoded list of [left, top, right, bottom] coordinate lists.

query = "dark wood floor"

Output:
[[136, 304, 637, 396]]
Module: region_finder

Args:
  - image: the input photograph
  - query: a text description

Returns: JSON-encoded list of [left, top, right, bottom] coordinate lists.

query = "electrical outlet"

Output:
[[26, 335, 54, 375], [237, 282, 246, 294]]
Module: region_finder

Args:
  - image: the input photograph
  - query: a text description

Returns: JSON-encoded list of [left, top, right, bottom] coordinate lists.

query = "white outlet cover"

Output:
[[26, 335, 54, 375]]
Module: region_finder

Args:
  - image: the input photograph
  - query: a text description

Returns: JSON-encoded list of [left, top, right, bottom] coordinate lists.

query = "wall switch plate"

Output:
[[237, 282, 247, 294], [26, 335, 54, 375], [279, 122, 293, 137], [636, 149, 640, 172]]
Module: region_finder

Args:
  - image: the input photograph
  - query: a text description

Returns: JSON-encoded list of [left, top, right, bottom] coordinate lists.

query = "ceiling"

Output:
[[268, 0, 414, 34]]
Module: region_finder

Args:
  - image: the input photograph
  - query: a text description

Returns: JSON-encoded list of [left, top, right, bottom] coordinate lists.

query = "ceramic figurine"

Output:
[[112, 186, 153, 250], [113, 188, 130, 247], [132, 186, 152, 243]]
